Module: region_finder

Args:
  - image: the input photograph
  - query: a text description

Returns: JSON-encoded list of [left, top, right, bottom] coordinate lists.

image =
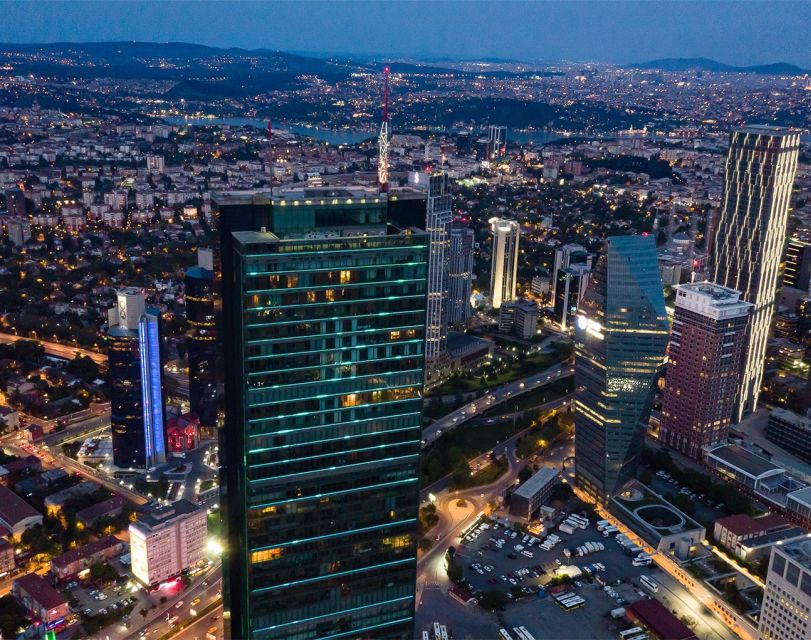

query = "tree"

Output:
[[12, 339, 44, 364], [478, 590, 508, 611], [517, 467, 533, 484], [419, 537, 434, 551], [456, 498, 467, 508], [446, 559, 463, 583]]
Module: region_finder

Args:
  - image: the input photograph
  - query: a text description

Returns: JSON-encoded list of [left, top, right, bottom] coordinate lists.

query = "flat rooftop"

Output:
[[778, 537, 811, 572], [513, 466, 559, 499]]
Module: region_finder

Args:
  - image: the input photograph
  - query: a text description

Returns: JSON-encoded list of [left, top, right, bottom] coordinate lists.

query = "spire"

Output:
[[378, 67, 390, 193]]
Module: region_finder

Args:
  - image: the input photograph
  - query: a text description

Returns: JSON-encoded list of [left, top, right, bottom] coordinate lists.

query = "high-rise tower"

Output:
[[217, 188, 427, 640], [378, 67, 390, 192], [574, 235, 669, 503], [139, 307, 166, 469], [424, 173, 452, 382], [659, 282, 752, 459], [186, 248, 217, 438], [489, 218, 520, 309], [448, 222, 475, 328], [712, 126, 800, 420]]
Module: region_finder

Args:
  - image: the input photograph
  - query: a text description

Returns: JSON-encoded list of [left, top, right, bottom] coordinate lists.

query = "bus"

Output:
[[518, 627, 536, 640], [439, 625, 449, 640], [560, 596, 585, 611], [499, 629, 514, 640], [639, 575, 659, 593], [434, 623, 442, 639], [619, 627, 646, 639]]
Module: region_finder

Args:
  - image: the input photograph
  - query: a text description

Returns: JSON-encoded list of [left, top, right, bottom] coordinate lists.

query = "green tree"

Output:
[[478, 590, 508, 611], [446, 559, 463, 583]]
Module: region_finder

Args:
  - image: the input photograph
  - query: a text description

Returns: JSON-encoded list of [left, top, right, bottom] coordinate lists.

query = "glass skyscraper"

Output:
[[139, 307, 166, 469], [711, 126, 800, 421], [574, 235, 669, 503], [186, 249, 218, 438], [218, 188, 427, 640]]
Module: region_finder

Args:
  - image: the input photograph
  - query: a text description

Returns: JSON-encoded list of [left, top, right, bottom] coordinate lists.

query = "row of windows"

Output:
[[244, 265, 425, 293]]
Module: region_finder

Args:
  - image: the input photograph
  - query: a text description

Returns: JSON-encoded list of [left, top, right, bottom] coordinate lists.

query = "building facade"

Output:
[[574, 235, 669, 503], [659, 282, 752, 459], [186, 250, 218, 438], [487, 125, 507, 159], [218, 189, 427, 640], [759, 538, 811, 640], [785, 237, 811, 293], [424, 173, 452, 382], [766, 409, 811, 465], [489, 217, 520, 309], [139, 308, 166, 469], [448, 223, 475, 328], [711, 126, 800, 421], [554, 263, 591, 330], [550, 244, 592, 310], [129, 499, 207, 586]]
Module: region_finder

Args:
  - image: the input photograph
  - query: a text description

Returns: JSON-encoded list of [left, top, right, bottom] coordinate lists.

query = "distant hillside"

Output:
[[625, 57, 808, 75]]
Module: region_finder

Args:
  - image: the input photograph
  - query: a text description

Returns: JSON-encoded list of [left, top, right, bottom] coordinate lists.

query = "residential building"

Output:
[[146, 155, 165, 173], [659, 282, 752, 458], [129, 499, 207, 587], [766, 408, 811, 464], [0, 538, 15, 576], [4, 188, 26, 217], [489, 217, 520, 309], [424, 173, 452, 381], [217, 189, 427, 640], [185, 249, 218, 438], [13, 573, 69, 628], [5, 217, 31, 247], [50, 535, 126, 582], [550, 244, 592, 311], [553, 263, 591, 329], [574, 235, 669, 503], [711, 126, 801, 420], [448, 223, 475, 328], [759, 538, 811, 640], [514, 298, 540, 339], [76, 495, 127, 528]]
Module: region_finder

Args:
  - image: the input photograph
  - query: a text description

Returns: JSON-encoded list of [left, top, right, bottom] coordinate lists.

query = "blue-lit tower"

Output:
[[139, 307, 166, 468]]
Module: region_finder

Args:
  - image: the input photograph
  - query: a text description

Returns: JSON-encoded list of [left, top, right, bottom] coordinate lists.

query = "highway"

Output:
[[0, 331, 107, 365], [421, 362, 574, 448]]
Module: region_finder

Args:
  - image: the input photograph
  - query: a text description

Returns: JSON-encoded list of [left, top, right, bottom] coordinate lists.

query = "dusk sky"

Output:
[[1, 0, 810, 68]]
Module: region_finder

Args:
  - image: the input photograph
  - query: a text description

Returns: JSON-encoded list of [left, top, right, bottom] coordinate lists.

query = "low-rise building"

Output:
[[713, 513, 795, 559], [0, 484, 43, 540], [129, 499, 207, 586], [0, 538, 15, 576], [12, 573, 69, 628], [76, 495, 128, 529], [50, 535, 126, 582], [508, 466, 559, 519], [766, 408, 811, 465]]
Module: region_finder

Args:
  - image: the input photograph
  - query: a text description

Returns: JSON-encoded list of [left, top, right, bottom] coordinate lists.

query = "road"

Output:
[[422, 362, 574, 448], [0, 331, 107, 365]]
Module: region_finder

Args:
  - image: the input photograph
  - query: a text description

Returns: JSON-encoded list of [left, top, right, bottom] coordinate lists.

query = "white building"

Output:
[[129, 499, 207, 586], [514, 298, 540, 339], [489, 218, 520, 309], [759, 537, 811, 640], [146, 155, 165, 174], [711, 126, 800, 420], [487, 125, 507, 159]]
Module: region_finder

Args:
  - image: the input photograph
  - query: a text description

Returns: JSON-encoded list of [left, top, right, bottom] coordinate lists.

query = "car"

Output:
[[83, 609, 92, 616], [509, 578, 518, 585], [175, 601, 184, 609], [554, 559, 562, 566], [99, 608, 108, 615]]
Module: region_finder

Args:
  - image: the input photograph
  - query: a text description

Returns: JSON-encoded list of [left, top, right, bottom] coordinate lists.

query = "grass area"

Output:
[[511, 377, 574, 412], [451, 456, 509, 490], [421, 420, 518, 487], [427, 342, 573, 396]]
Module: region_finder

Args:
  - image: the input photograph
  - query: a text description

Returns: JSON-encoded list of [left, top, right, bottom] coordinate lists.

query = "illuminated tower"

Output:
[[186, 249, 217, 438], [574, 235, 669, 503], [378, 67, 390, 192], [711, 126, 800, 420], [425, 172, 452, 381], [139, 308, 166, 468], [489, 218, 520, 309]]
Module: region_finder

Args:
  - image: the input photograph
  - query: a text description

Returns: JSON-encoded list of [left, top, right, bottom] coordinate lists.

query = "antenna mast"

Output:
[[378, 67, 390, 193]]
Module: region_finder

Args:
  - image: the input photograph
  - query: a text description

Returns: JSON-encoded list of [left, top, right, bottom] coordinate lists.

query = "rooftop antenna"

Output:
[[378, 67, 390, 193]]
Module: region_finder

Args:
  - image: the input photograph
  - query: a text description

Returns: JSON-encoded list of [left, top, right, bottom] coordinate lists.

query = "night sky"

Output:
[[2, 0, 809, 68]]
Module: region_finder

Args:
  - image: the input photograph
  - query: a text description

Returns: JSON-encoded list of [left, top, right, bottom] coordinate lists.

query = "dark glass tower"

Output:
[[218, 189, 428, 640], [574, 235, 669, 503], [186, 254, 218, 438]]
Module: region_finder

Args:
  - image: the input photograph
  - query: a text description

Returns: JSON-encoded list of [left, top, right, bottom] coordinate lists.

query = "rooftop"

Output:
[[715, 513, 791, 537], [513, 467, 559, 499], [14, 572, 67, 610], [132, 498, 201, 531], [51, 535, 123, 569], [0, 484, 41, 525], [777, 537, 811, 572], [706, 444, 783, 480], [628, 598, 698, 640]]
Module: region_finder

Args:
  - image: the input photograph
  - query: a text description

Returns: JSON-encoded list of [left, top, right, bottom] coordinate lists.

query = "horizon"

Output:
[[1, 0, 809, 68]]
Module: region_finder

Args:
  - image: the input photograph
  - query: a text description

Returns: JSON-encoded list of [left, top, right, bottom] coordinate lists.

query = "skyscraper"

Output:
[[574, 235, 669, 503], [448, 222, 475, 328], [186, 248, 217, 438], [659, 282, 752, 459], [550, 244, 592, 309], [218, 188, 427, 640], [108, 289, 166, 470], [553, 263, 591, 330], [489, 217, 520, 309], [711, 126, 800, 421], [139, 308, 166, 469], [424, 173, 452, 382], [487, 125, 507, 159], [784, 236, 811, 293]]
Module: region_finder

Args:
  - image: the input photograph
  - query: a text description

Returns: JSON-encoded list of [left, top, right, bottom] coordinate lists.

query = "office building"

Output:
[[218, 189, 427, 640], [487, 125, 507, 159], [107, 289, 166, 469], [424, 173, 452, 381], [129, 499, 207, 587], [766, 408, 811, 465], [498, 301, 515, 333], [448, 223, 475, 328], [785, 237, 811, 293], [514, 298, 540, 339], [509, 467, 559, 519], [711, 126, 800, 421], [574, 235, 669, 503], [759, 538, 811, 640], [5, 217, 31, 247], [659, 282, 752, 459], [550, 244, 592, 309], [489, 217, 520, 309], [554, 263, 591, 330], [186, 249, 218, 438]]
